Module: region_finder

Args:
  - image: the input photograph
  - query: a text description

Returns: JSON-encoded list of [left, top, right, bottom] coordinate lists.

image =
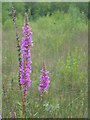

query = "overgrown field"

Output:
[[2, 10, 88, 118]]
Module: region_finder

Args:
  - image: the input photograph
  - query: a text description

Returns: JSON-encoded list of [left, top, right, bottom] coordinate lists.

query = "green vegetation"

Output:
[[2, 2, 88, 118], [2, 2, 88, 24]]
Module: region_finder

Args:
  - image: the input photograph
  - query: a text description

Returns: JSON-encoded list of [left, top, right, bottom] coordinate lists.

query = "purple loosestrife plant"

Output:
[[20, 13, 33, 91], [11, 6, 22, 89], [39, 62, 50, 93], [20, 13, 33, 117]]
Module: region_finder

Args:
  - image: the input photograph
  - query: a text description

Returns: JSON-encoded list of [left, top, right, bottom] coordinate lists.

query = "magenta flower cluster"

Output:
[[39, 63, 50, 93], [20, 23, 33, 90]]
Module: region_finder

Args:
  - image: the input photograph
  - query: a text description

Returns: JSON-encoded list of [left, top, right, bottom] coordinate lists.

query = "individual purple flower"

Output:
[[39, 62, 50, 93], [0, 114, 1, 120], [20, 13, 33, 90]]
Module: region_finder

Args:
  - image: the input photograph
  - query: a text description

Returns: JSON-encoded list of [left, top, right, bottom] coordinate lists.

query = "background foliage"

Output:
[[2, 2, 88, 25]]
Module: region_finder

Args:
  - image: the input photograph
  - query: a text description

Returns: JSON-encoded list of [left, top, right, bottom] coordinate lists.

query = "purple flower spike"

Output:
[[39, 62, 50, 93], [20, 13, 33, 90]]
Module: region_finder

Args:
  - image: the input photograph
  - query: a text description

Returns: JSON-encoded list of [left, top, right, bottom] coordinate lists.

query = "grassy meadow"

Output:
[[2, 5, 88, 118]]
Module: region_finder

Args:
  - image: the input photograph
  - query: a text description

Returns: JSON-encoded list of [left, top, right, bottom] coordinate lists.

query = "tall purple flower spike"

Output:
[[20, 13, 33, 90], [39, 62, 50, 93]]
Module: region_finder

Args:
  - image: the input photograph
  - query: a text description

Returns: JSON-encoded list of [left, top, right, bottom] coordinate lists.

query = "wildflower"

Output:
[[20, 12, 33, 90], [0, 114, 2, 120], [39, 62, 50, 93], [11, 6, 22, 89]]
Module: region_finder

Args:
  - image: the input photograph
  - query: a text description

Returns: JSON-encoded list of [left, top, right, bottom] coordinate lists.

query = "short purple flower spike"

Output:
[[39, 62, 50, 93], [20, 13, 33, 90]]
